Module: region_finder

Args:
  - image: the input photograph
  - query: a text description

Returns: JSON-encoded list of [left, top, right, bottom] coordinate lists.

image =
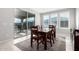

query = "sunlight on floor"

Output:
[[66, 37, 74, 51], [14, 35, 30, 44]]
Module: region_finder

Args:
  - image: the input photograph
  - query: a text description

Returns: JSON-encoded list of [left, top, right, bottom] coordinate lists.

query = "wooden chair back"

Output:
[[31, 26, 38, 36], [74, 29, 79, 51], [49, 25, 55, 31]]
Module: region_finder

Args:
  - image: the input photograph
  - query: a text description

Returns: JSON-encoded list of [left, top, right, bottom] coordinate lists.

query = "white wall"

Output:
[[70, 8, 76, 29], [35, 13, 41, 25], [0, 8, 15, 51], [76, 8, 79, 29]]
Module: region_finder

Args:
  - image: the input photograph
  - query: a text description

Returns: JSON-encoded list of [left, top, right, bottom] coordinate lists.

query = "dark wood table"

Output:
[[38, 28, 52, 50]]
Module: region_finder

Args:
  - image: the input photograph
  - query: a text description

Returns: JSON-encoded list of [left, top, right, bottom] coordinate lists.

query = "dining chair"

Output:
[[74, 29, 79, 51], [31, 26, 44, 50], [47, 30, 53, 47], [49, 25, 56, 43]]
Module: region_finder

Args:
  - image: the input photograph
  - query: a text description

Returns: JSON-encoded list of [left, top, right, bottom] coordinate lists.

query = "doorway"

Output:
[[14, 9, 35, 38]]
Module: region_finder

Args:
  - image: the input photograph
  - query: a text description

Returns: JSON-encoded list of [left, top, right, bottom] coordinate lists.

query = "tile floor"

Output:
[[14, 35, 73, 51]]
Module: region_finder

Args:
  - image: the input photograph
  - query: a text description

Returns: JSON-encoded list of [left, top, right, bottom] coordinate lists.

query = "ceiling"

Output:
[[31, 8, 64, 13], [15, 8, 64, 19], [15, 9, 35, 19]]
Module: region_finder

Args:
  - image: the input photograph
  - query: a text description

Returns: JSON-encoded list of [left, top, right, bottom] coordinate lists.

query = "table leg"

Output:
[[44, 34, 47, 50]]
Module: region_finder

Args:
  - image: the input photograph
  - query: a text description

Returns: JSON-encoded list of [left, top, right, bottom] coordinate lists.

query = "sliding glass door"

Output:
[[14, 9, 35, 38], [26, 14, 35, 35], [14, 18, 26, 38]]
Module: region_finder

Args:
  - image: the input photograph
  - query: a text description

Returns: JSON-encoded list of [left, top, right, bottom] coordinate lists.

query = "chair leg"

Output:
[[37, 39, 39, 50], [54, 32, 56, 40], [52, 35, 55, 44], [50, 39, 52, 47], [53, 38, 55, 44], [31, 38, 33, 48]]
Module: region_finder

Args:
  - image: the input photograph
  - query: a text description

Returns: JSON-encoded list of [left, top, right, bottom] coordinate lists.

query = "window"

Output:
[[59, 11, 69, 28], [42, 11, 70, 29], [14, 18, 21, 23], [42, 15, 49, 28], [50, 14, 58, 26]]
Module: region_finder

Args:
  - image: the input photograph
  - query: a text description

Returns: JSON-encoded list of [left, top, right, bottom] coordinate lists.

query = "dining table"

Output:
[[38, 28, 53, 50]]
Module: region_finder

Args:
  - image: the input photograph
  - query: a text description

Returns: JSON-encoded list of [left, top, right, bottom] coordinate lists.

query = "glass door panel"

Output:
[[26, 17, 35, 35], [14, 18, 27, 38], [50, 14, 58, 27], [42, 15, 49, 29]]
